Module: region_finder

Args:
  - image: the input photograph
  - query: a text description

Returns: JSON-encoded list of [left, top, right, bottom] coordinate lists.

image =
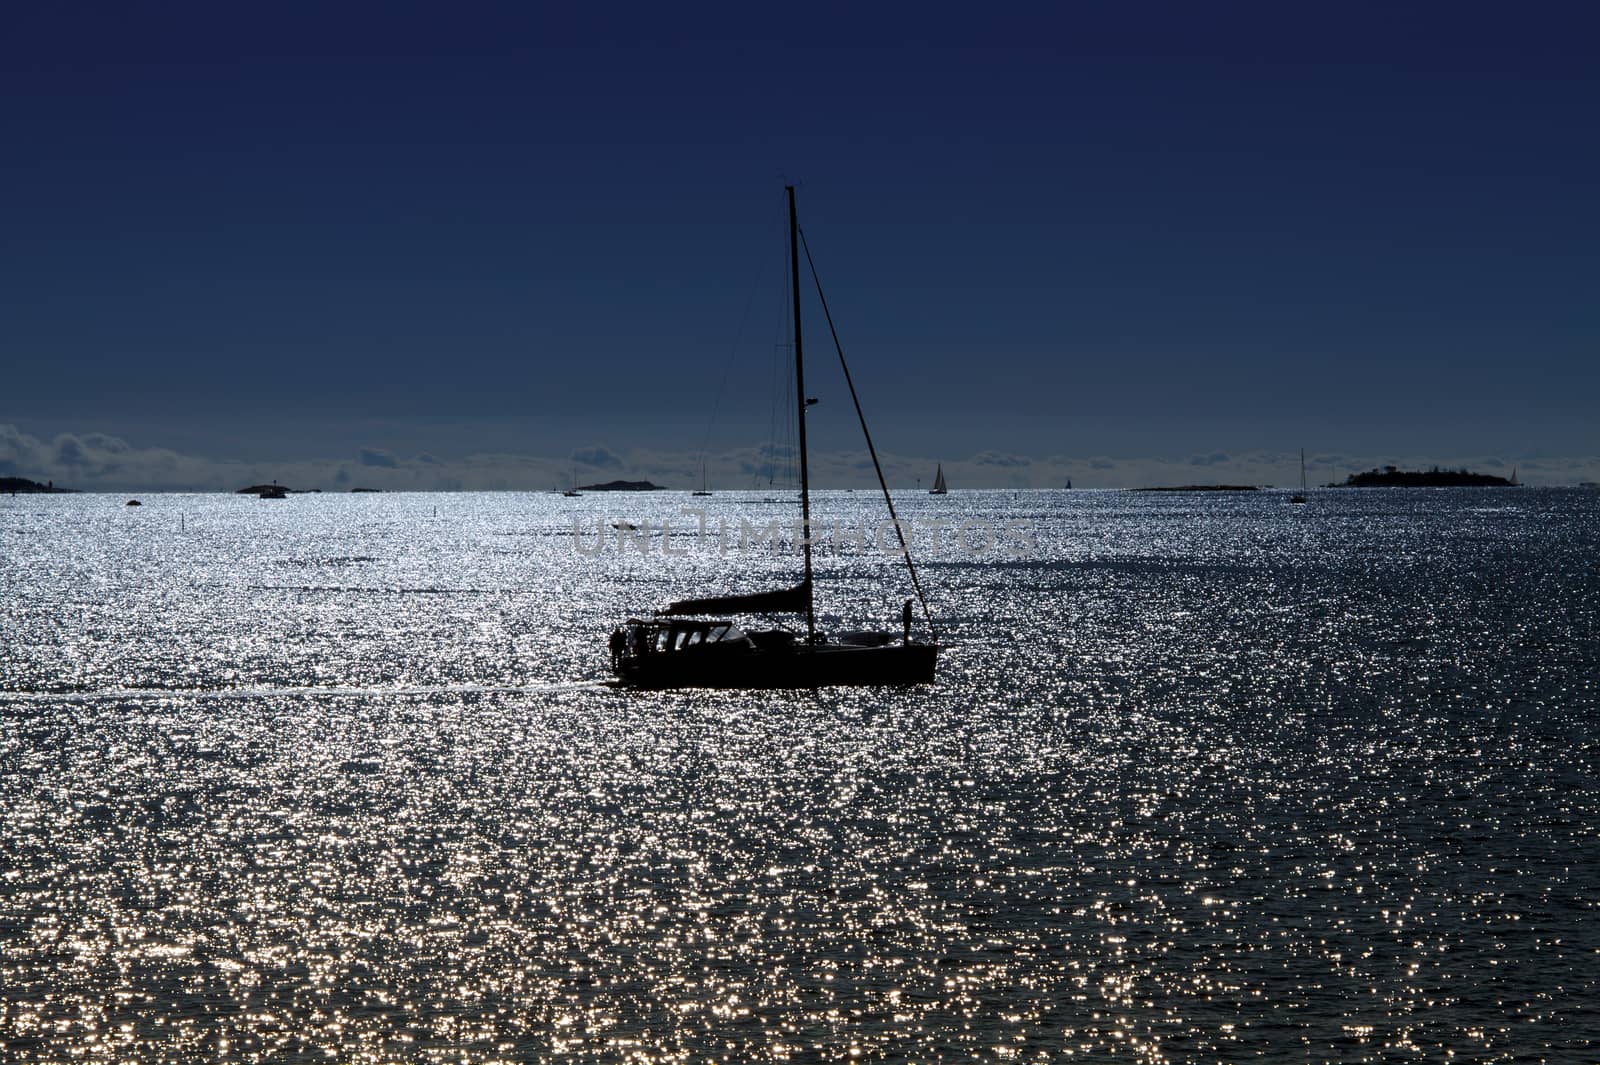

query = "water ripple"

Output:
[[2, 489, 1597, 1061]]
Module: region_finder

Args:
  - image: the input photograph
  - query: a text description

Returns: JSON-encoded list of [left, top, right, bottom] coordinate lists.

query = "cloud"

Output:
[[571, 445, 623, 469], [972, 451, 1031, 468], [81, 433, 133, 454], [0, 423, 45, 476], [54, 435, 94, 468], [43, 430, 184, 480], [358, 447, 400, 468], [3, 423, 1598, 491]]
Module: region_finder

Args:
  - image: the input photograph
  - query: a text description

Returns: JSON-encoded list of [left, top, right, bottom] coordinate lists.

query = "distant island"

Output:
[[1, 476, 74, 494], [578, 480, 666, 492], [1133, 484, 1259, 493], [1335, 466, 1516, 488]]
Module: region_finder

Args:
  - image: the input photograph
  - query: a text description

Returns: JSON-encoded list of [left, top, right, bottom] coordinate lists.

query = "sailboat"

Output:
[[1290, 449, 1307, 504], [929, 464, 948, 495], [607, 186, 939, 689], [562, 470, 582, 498], [691, 458, 712, 497]]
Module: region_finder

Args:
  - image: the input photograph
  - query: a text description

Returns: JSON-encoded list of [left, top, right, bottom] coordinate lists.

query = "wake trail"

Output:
[[0, 680, 610, 703]]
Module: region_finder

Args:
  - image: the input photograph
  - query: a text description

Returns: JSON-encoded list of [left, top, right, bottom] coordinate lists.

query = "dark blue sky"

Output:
[[4, 2, 1598, 486]]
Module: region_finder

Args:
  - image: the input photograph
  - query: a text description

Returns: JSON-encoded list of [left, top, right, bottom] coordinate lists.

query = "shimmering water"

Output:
[[3, 488, 1597, 1062]]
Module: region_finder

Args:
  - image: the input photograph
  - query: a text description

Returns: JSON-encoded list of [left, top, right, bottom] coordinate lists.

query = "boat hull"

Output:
[[616, 641, 938, 690]]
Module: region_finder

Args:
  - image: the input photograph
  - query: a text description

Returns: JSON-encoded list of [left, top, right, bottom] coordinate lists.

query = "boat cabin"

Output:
[[610, 618, 757, 667]]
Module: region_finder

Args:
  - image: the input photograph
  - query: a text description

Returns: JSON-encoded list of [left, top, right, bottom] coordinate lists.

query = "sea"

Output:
[[2, 487, 1597, 1063]]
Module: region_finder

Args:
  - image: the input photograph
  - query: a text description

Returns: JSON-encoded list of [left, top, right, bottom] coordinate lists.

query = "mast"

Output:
[[787, 185, 816, 642], [1300, 449, 1306, 492]]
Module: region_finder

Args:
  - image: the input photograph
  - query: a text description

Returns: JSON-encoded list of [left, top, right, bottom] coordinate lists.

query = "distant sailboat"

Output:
[[692, 458, 712, 497], [1064, 478, 1072, 490], [929, 464, 948, 495], [1290, 449, 1308, 504], [562, 470, 582, 498]]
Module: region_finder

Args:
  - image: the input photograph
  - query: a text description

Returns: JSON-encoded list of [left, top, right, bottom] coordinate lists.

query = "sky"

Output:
[[3, 2, 1598, 490]]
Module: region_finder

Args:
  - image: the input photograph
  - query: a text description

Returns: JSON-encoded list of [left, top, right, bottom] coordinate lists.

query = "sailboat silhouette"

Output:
[[607, 186, 939, 688]]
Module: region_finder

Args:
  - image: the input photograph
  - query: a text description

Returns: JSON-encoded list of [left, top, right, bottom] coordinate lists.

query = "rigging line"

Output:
[[798, 227, 938, 640]]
